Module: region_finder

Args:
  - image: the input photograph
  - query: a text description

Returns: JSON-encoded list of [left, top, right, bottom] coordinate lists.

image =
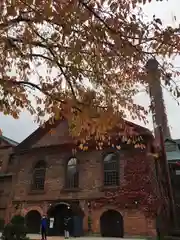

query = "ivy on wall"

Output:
[[91, 152, 163, 218]]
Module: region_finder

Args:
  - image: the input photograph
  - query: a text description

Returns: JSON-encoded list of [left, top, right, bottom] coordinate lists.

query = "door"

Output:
[[100, 209, 124, 237], [73, 216, 83, 237]]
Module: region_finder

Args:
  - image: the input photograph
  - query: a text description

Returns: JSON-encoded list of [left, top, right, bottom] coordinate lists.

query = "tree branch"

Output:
[[0, 78, 83, 112], [79, 0, 151, 57], [28, 25, 78, 100]]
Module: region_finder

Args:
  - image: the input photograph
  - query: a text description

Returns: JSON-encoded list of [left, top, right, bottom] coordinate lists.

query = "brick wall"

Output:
[[0, 176, 13, 221], [91, 207, 156, 237], [0, 145, 15, 221], [11, 148, 129, 202], [4, 144, 157, 237], [32, 120, 72, 148], [0, 147, 13, 173], [11, 201, 156, 237]]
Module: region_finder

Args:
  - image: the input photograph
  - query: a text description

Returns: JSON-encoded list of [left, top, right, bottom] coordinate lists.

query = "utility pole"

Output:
[[145, 58, 176, 228]]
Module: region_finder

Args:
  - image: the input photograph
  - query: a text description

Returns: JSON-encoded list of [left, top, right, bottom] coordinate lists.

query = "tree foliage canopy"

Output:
[[0, 0, 180, 139]]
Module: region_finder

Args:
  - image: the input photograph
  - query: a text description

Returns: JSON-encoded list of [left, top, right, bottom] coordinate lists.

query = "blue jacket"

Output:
[[41, 218, 47, 229]]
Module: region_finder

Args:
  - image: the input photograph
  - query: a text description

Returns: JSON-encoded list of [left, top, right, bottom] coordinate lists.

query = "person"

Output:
[[40, 215, 48, 240], [64, 216, 71, 239]]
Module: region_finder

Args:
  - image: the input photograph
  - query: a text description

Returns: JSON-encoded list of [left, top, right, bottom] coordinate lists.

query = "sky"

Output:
[[1, 0, 180, 143]]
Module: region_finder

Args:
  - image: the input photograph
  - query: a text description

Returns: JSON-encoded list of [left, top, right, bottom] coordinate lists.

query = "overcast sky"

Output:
[[1, 0, 180, 143]]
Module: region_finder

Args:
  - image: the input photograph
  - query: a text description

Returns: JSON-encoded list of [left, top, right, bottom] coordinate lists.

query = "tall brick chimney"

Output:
[[145, 58, 171, 141]]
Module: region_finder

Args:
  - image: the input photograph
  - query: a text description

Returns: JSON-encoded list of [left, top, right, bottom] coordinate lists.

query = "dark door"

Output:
[[73, 216, 83, 237], [25, 210, 41, 234], [47, 203, 74, 236], [54, 212, 64, 236], [100, 210, 124, 237]]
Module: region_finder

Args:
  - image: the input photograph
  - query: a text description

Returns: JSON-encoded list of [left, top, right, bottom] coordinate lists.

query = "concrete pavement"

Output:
[[0, 232, 146, 239], [27, 235, 146, 240]]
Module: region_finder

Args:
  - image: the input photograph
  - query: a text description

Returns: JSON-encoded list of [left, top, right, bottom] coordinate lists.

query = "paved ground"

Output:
[[0, 232, 146, 239], [27, 235, 145, 240], [28, 235, 147, 240]]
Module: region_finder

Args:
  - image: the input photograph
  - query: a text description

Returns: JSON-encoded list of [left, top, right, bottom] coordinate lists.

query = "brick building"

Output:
[[0, 119, 159, 237], [0, 135, 18, 221]]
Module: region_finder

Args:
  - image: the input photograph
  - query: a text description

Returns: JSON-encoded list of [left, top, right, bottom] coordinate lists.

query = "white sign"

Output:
[[49, 218, 54, 228]]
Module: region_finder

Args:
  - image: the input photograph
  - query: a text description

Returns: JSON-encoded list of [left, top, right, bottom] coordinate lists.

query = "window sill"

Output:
[[61, 187, 81, 193], [28, 189, 45, 195], [101, 185, 119, 191]]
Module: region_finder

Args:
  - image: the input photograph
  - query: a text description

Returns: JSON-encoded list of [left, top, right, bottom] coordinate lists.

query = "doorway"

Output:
[[47, 202, 84, 236], [100, 209, 124, 237], [25, 210, 41, 234], [47, 203, 73, 236]]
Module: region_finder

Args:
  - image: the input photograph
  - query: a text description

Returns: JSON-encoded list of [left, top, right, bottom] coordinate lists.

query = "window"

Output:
[[104, 152, 119, 186], [32, 160, 46, 190], [66, 157, 78, 189]]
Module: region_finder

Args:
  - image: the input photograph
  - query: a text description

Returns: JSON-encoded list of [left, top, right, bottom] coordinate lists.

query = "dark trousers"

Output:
[[41, 226, 47, 240]]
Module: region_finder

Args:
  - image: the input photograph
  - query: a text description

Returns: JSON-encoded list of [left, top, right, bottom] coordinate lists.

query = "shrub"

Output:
[[11, 215, 25, 225], [2, 215, 29, 240]]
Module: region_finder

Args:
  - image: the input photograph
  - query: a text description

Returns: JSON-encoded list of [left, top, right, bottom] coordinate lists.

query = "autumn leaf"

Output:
[[0, 0, 179, 143]]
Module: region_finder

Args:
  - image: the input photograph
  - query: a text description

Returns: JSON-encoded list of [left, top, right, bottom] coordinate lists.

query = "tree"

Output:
[[2, 215, 29, 240], [0, 0, 180, 141]]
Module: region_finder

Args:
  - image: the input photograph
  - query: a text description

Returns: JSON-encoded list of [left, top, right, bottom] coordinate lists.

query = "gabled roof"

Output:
[[14, 117, 153, 153], [165, 138, 176, 143], [165, 138, 180, 145], [0, 135, 18, 147], [15, 118, 64, 152]]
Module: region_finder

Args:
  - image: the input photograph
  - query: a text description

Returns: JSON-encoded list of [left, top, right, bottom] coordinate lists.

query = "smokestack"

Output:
[[145, 58, 171, 141]]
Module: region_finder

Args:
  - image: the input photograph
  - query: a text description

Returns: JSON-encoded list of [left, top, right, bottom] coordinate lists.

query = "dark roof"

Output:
[[174, 139, 180, 145], [14, 117, 153, 153], [0, 135, 18, 146], [165, 138, 176, 143], [165, 138, 180, 145]]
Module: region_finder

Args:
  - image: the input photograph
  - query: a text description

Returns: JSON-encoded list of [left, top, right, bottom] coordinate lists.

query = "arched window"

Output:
[[104, 153, 119, 186], [32, 160, 46, 190], [66, 157, 78, 189]]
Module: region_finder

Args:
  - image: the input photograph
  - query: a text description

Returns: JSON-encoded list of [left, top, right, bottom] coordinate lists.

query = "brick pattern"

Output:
[[0, 145, 14, 221], [11, 149, 128, 202], [0, 121, 157, 237], [15, 201, 156, 237], [0, 147, 13, 172], [32, 120, 72, 148], [90, 207, 156, 236], [6, 148, 156, 237]]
